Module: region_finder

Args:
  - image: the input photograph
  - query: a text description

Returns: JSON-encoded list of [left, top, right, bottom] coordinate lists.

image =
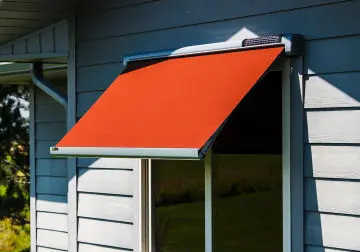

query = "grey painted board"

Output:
[[35, 122, 66, 141], [27, 34, 41, 54], [0, 10, 64, 20], [0, 45, 12, 55], [36, 104, 66, 123], [41, 28, 55, 53], [305, 178, 360, 215], [305, 36, 360, 74], [289, 56, 305, 252], [0, 20, 68, 60], [304, 145, 360, 179], [36, 159, 67, 177], [54, 23, 69, 53], [305, 212, 360, 251], [77, 63, 124, 92], [84, 0, 154, 11], [36, 176, 67, 195], [37, 229, 68, 251], [36, 194, 68, 214], [77, 91, 102, 117], [36, 90, 64, 105], [77, 168, 134, 195], [78, 193, 134, 222], [77, 1, 360, 66], [79, 243, 130, 252], [36, 141, 58, 158], [305, 72, 360, 109], [306, 246, 353, 252], [29, 87, 37, 252], [67, 15, 78, 252], [13, 40, 27, 54], [306, 110, 360, 143], [37, 212, 68, 232], [78, 0, 351, 41], [37, 247, 67, 252], [37, 83, 67, 97], [78, 218, 134, 249], [77, 158, 138, 169]]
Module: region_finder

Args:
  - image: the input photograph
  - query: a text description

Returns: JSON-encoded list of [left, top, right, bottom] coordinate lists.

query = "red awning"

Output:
[[51, 46, 283, 159]]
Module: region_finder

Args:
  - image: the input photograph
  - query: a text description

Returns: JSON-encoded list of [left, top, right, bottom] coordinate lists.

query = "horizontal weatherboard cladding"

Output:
[[76, 157, 140, 251], [78, 218, 134, 249], [75, 0, 360, 251], [304, 145, 360, 180], [77, 0, 352, 42], [34, 87, 69, 251]]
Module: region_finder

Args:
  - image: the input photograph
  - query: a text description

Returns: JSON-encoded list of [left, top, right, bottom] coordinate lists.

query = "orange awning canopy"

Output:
[[51, 46, 283, 159]]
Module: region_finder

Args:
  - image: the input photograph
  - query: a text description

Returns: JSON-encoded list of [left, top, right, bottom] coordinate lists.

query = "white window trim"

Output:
[[282, 58, 292, 252]]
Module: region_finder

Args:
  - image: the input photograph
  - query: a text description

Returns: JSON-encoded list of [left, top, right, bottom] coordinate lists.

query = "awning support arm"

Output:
[[31, 62, 68, 109]]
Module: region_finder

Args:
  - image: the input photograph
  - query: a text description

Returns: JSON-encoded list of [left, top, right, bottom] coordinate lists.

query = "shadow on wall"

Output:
[[303, 137, 323, 250]]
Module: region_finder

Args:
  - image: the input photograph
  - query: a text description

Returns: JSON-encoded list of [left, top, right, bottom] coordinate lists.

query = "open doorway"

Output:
[[148, 68, 284, 252]]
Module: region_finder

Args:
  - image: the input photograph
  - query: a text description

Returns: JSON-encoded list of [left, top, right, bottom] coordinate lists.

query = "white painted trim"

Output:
[[289, 56, 304, 252], [123, 41, 283, 64], [29, 86, 37, 252], [67, 15, 78, 252], [148, 160, 154, 252], [134, 159, 144, 252], [281, 56, 304, 252], [204, 151, 213, 252], [282, 58, 291, 252], [51, 147, 201, 159]]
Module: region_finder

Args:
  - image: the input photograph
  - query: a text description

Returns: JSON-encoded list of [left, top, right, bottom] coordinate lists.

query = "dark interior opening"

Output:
[[213, 71, 282, 154], [152, 70, 283, 252], [213, 70, 283, 252]]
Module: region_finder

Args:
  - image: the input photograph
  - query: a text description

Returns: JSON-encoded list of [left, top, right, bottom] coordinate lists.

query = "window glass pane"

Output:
[[152, 159, 205, 252], [213, 154, 282, 252]]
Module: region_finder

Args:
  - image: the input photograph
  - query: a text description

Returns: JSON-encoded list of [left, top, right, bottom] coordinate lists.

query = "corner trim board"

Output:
[[29, 86, 37, 252], [282, 58, 292, 252], [67, 14, 78, 252]]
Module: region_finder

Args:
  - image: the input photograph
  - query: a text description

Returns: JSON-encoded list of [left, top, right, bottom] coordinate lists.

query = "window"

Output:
[[143, 69, 287, 252], [152, 159, 205, 252]]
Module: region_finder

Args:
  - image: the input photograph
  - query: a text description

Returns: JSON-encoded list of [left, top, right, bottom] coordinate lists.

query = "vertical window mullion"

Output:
[[205, 150, 213, 252], [142, 159, 151, 252]]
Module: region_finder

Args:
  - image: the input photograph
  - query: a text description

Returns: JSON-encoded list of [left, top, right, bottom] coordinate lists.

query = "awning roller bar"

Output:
[[51, 147, 201, 159], [123, 34, 303, 64]]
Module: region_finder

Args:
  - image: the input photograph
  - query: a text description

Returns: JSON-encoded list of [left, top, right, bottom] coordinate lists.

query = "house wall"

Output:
[[75, 0, 360, 251], [31, 83, 69, 252]]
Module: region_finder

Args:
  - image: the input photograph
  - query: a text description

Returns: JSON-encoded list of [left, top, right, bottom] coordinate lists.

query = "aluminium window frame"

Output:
[[135, 40, 304, 252]]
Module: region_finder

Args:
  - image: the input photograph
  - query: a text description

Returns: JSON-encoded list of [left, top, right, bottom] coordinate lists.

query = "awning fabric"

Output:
[[51, 46, 283, 159]]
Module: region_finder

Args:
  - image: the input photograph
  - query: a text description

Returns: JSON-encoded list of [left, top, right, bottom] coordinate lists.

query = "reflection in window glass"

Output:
[[152, 160, 205, 252], [213, 154, 282, 252]]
